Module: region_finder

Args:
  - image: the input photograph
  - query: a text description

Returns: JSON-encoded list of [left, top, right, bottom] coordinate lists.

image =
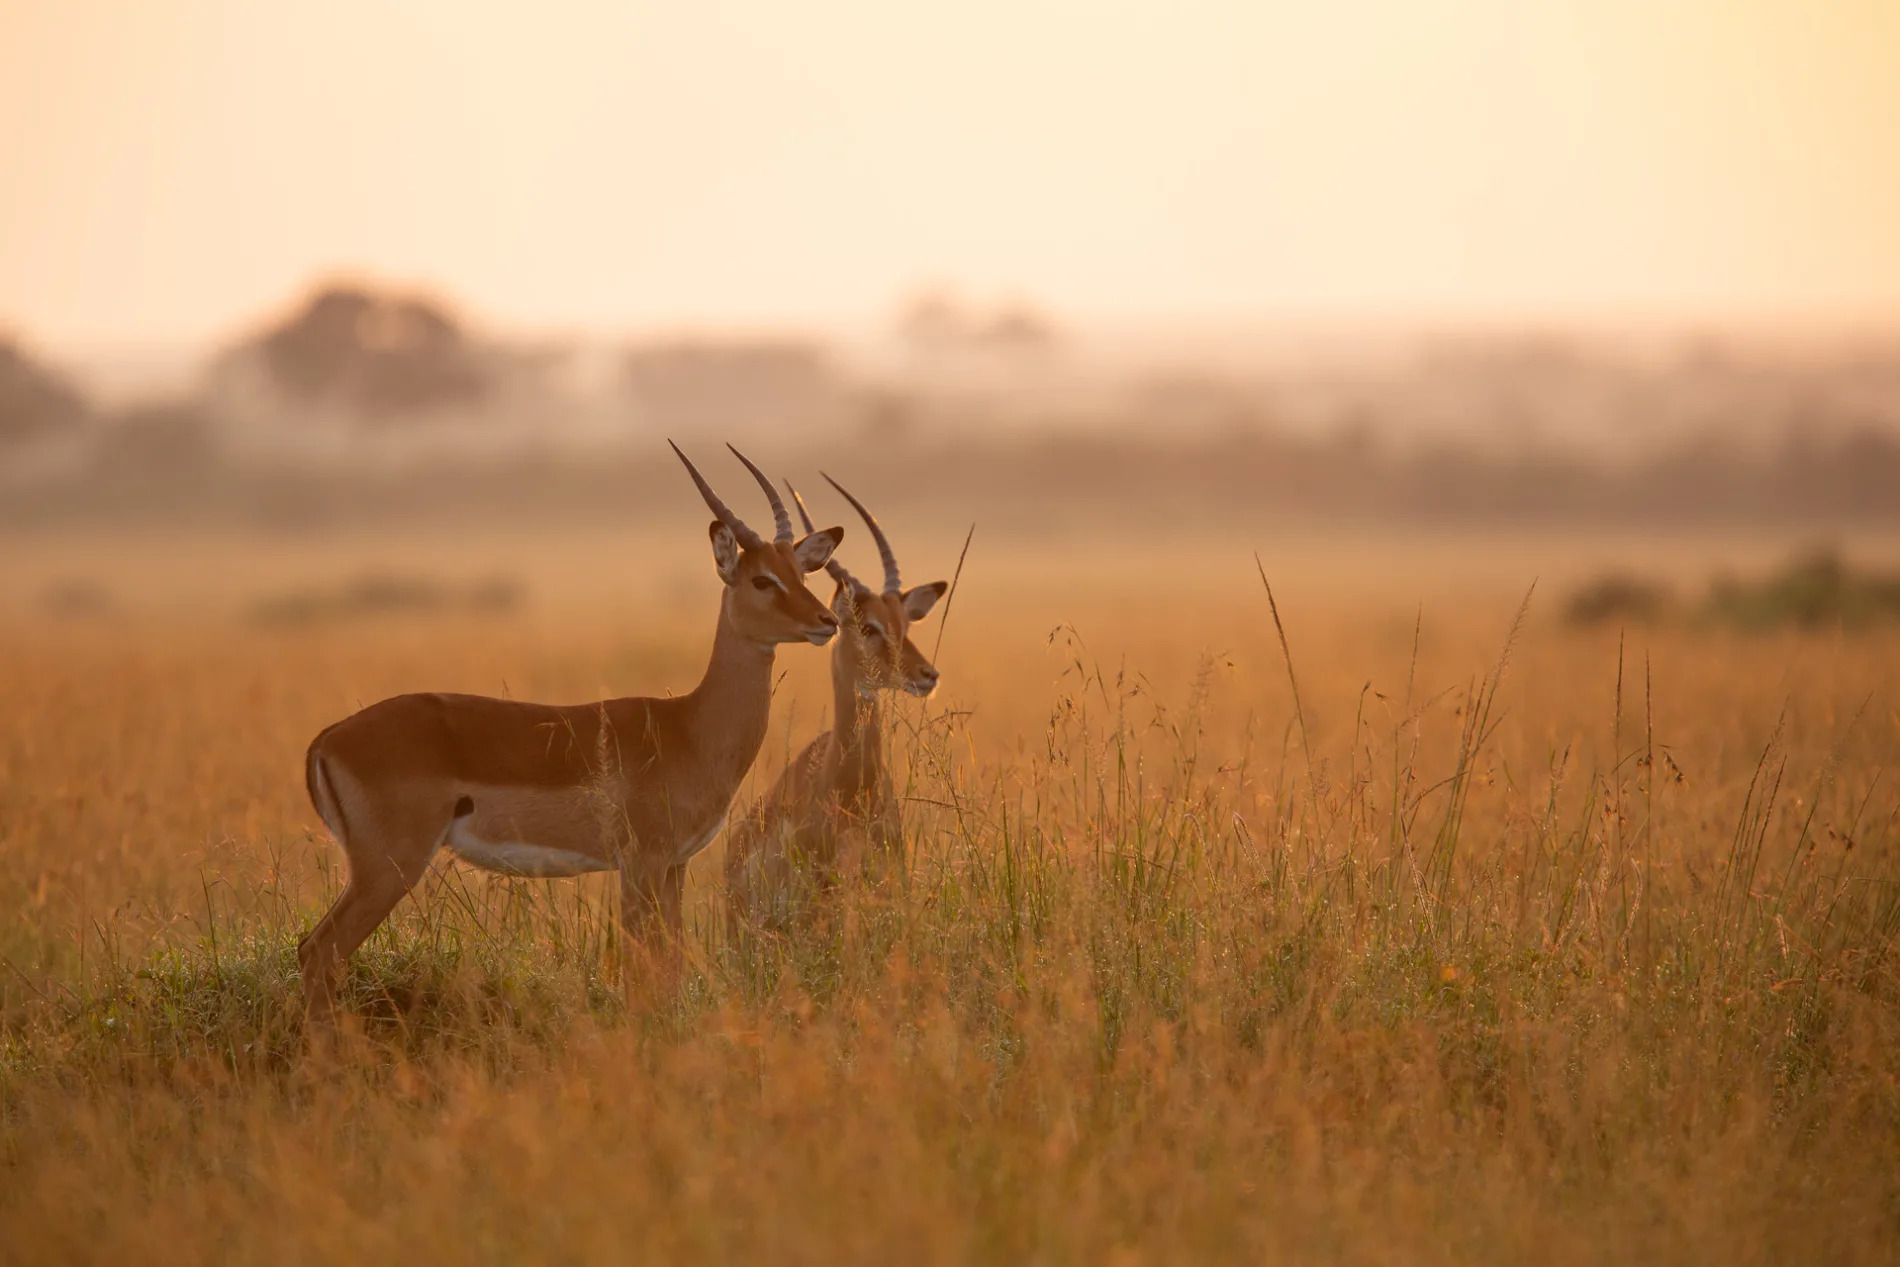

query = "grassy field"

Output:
[[2, 528, 1898, 1264]]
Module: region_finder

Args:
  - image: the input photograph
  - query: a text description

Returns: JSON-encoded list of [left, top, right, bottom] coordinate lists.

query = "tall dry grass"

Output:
[[1, 540, 1897, 1265]]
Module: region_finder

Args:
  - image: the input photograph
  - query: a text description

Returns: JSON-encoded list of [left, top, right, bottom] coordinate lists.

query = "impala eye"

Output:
[[751, 576, 778, 592]]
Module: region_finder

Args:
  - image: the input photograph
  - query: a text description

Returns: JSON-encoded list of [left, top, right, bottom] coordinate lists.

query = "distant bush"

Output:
[[1564, 573, 1675, 626], [1701, 548, 1900, 630]]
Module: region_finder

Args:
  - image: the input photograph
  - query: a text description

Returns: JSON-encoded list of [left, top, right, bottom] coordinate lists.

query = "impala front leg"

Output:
[[618, 856, 686, 1000]]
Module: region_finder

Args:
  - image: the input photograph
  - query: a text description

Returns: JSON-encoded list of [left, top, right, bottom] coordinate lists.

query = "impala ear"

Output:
[[792, 526, 844, 573], [710, 520, 742, 584], [902, 580, 948, 622]]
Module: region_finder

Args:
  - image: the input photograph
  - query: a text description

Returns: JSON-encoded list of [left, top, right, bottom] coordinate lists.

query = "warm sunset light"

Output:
[[3, 0, 1897, 348], [5, 6, 1900, 1264]]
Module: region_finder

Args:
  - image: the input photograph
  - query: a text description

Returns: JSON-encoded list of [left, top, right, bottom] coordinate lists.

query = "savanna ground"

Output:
[[2, 525, 1898, 1265]]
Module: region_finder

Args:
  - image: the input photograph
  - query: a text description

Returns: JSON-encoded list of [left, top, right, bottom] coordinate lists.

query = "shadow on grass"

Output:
[[8, 931, 630, 1083]]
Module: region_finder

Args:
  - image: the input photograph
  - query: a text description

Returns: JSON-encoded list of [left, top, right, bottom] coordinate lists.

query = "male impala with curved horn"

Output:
[[297, 443, 844, 1022], [726, 474, 947, 928]]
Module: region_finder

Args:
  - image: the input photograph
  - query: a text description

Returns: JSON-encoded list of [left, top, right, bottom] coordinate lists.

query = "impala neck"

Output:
[[682, 590, 779, 780], [830, 651, 884, 794]]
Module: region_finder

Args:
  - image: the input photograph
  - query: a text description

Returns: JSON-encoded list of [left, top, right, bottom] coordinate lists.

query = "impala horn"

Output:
[[786, 479, 868, 595], [670, 440, 765, 551], [823, 473, 901, 595], [727, 444, 794, 544]]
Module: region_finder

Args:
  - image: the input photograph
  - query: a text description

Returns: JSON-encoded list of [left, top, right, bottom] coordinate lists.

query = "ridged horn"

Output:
[[823, 473, 901, 595], [670, 440, 764, 551], [727, 444, 793, 544], [786, 479, 863, 592]]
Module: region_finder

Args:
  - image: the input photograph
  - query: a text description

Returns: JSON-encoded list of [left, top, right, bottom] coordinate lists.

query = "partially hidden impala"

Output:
[[726, 474, 946, 928], [297, 442, 844, 1023]]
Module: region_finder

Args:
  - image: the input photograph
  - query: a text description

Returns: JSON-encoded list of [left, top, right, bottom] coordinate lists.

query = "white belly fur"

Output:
[[445, 810, 724, 875], [447, 819, 616, 878], [672, 811, 727, 866]]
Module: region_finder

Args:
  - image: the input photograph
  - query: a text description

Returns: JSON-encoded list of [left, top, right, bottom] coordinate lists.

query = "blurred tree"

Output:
[[0, 336, 89, 444], [213, 283, 494, 422]]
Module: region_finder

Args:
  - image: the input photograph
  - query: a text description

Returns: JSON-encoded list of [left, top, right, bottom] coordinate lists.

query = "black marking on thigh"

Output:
[[453, 794, 475, 818]]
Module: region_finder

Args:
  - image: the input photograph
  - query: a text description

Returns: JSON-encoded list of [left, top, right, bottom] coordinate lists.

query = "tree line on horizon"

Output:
[[2, 280, 1899, 531]]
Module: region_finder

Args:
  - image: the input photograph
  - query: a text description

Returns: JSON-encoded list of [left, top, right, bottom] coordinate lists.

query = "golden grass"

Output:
[[2, 532, 1898, 1265]]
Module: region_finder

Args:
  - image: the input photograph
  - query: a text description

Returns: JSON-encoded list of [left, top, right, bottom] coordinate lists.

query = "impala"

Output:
[[296, 443, 844, 1022], [725, 474, 947, 928]]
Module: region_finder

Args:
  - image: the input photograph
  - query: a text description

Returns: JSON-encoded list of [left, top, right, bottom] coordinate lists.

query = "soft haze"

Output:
[[3, 0, 1898, 350]]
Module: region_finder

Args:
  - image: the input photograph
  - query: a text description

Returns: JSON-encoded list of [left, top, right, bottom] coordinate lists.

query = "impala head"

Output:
[[786, 475, 948, 698], [672, 441, 844, 647]]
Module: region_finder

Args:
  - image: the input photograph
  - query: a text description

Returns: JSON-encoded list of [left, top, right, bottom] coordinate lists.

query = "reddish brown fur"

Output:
[[726, 576, 946, 928], [297, 521, 842, 1024]]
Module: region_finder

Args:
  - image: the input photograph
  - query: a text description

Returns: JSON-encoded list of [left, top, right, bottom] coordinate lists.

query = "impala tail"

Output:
[[304, 734, 349, 846]]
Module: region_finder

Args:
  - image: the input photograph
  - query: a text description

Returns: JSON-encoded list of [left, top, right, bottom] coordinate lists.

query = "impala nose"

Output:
[[911, 668, 940, 697], [807, 610, 840, 645]]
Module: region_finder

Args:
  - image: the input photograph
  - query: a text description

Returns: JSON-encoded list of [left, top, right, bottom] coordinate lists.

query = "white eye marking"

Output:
[[751, 574, 785, 593], [862, 620, 887, 640]]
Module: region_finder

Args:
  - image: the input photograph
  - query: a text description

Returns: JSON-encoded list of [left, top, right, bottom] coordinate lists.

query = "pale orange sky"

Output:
[[2, 0, 1897, 350]]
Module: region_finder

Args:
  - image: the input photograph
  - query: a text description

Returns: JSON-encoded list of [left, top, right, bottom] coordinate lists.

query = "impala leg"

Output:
[[298, 894, 354, 1027], [297, 867, 411, 1028], [727, 823, 797, 935], [724, 824, 759, 934], [618, 858, 686, 1000], [298, 812, 443, 1030], [662, 863, 686, 955]]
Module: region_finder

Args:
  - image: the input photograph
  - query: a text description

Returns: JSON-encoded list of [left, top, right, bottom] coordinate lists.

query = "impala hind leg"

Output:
[[298, 817, 446, 1029], [297, 869, 411, 1028]]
